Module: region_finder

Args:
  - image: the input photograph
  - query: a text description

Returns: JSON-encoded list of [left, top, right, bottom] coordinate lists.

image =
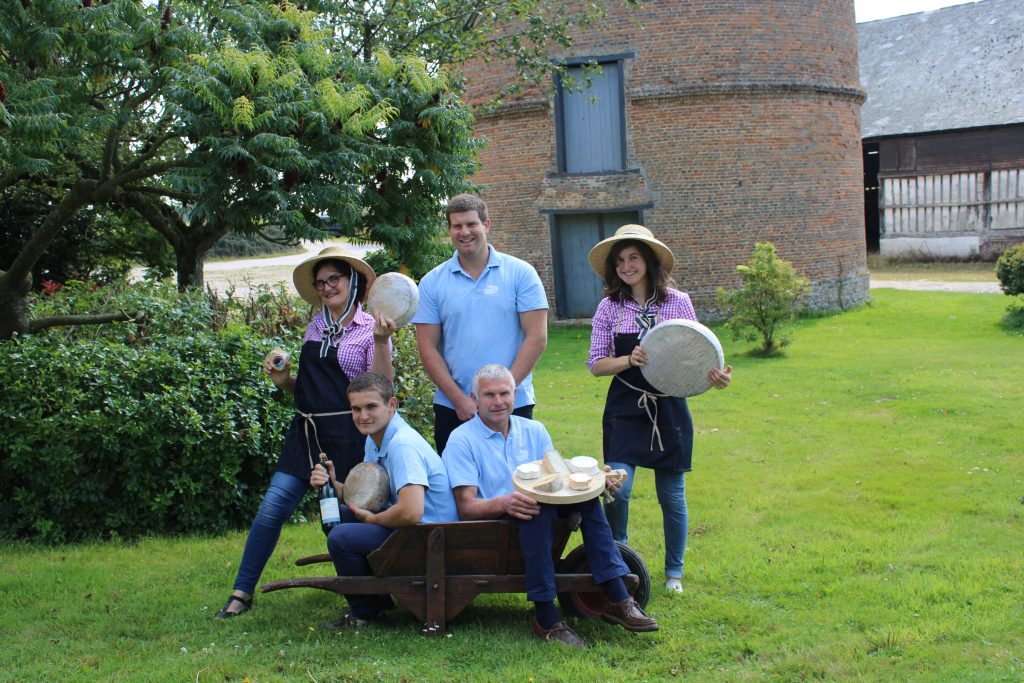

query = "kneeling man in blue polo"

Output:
[[312, 372, 458, 628], [443, 364, 658, 649]]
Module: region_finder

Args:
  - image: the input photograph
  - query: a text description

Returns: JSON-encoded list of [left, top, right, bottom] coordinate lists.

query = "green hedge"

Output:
[[0, 328, 293, 543], [0, 280, 436, 543]]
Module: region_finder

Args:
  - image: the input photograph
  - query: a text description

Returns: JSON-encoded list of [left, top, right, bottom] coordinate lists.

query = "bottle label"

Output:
[[320, 497, 341, 525]]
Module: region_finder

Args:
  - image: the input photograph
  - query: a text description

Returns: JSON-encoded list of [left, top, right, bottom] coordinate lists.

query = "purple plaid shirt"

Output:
[[303, 305, 391, 380], [587, 288, 698, 370]]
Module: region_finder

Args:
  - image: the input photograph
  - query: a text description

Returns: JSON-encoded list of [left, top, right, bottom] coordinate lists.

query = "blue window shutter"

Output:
[[561, 63, 624, 173]]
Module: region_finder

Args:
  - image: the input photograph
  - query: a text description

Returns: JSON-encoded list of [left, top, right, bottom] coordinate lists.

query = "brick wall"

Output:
[[463, 0, 869, 319]]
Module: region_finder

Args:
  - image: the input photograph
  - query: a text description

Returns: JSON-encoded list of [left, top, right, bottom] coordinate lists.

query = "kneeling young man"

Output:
[[312, 372, 458, 628], [443, 364, 658, 649]]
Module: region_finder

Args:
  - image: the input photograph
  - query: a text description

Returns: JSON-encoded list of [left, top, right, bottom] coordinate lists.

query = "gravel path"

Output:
[[869, 279, 1001, 294], [204, 240, 374, 297]]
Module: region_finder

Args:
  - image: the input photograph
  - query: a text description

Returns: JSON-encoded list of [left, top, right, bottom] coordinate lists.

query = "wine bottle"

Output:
[[318, 453, 341, 534]]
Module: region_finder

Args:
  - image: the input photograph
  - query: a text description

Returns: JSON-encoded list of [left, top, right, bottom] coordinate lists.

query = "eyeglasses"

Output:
[[313, 273, 345, 290]]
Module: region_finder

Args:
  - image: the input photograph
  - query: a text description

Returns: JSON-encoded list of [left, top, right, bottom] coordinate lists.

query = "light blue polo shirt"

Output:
[[363, 412, 458, 524], [443, 415, 555, 500], [412, 246, 548, 410]]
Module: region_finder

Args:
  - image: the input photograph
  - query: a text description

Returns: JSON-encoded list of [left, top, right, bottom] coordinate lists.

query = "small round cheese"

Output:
[[569, 456, 599, 475], [516, 463, 541, 480], [569, 472, 592, 490]]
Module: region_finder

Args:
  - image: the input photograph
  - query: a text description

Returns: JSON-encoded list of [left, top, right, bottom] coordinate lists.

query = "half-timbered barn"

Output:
[[460, 0, 869, 320], [859, 0, 1024, 259]]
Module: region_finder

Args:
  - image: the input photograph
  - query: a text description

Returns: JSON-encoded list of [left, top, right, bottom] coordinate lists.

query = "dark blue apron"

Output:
[[276, 340, 365, 482], [601, 331, 693, 472]]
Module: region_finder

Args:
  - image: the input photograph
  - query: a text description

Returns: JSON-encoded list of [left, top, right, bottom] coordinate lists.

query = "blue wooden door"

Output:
[[554, 211, 640, 318]]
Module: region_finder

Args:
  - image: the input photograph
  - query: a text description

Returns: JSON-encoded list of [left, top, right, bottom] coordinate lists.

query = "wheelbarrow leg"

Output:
[[424, 526, 446, 636]]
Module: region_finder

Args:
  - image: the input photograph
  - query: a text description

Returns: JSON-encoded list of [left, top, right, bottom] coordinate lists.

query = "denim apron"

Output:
[[601, 329, 694, 472], [276, 340, 365, 482]]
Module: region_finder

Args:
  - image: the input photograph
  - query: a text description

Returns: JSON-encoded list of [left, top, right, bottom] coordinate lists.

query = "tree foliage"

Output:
[[717, 242, 810, 356], [0, 183, 172, 287], [0, 279, 437, 542], [0, 0, 480, 337], [313, 0, 642, 100]]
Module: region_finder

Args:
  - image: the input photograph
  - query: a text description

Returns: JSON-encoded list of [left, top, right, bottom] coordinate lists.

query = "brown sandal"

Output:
[[215, 593, 252, 619]]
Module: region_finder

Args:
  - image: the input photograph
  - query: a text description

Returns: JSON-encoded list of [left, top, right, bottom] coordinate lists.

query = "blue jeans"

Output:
[[232, 471, 309, 595], [603, 463, 687, 579], [326, 506, 394, 620]]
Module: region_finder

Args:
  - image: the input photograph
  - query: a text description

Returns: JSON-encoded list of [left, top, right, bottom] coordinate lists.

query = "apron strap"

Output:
[[613, 375, 668, 451], [299, 410, 354, 470]]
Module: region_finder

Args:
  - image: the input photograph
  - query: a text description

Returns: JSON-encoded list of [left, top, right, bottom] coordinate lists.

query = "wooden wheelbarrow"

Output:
[[261, 515, 651, 636]]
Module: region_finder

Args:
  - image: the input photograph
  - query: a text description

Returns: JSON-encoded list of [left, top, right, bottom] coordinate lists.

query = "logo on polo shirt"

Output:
[[483, 285, 499, 295]]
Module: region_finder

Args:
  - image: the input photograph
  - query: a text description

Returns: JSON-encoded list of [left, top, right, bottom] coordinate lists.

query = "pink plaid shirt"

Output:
[[587, 289, 698, 370], [303, 305, 391, 381]]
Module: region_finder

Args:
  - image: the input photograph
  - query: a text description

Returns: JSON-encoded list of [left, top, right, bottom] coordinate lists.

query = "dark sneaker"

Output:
[[600, 597, 659, 632], [531, 618, 587, 649]]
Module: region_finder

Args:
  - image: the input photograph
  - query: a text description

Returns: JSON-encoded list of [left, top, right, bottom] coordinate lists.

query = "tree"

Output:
[[1, 183, 172, 288], [716, 242, 810, 356], [0, 0, 478, 337], [0, 0, 193, 337]]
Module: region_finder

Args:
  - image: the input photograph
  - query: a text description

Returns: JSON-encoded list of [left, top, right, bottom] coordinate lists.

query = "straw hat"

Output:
[[587, 224, 675, 278], [292, 246, 377, 306]]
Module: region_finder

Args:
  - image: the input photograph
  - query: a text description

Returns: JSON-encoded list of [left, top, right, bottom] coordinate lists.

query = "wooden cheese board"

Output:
[[512, 451, 622, 505]]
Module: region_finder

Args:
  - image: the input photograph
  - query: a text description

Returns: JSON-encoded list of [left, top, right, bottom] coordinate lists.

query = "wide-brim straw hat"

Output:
[[587, 224, 675, 278], [292, 246, 377, 306]]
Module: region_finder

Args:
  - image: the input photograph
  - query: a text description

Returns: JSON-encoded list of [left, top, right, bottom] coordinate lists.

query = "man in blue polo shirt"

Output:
[[443, 364, 658, 649], [311, 372, 458, 628], [412, 193, 549, 453]]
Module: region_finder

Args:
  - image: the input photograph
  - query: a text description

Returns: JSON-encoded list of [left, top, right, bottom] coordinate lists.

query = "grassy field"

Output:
[[866, 255, 999, 282], [2, 289, 1022, 682]]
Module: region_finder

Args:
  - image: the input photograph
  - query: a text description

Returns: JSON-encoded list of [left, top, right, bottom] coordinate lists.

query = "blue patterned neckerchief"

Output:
[[634, 292, 658, 342], [319, 270, 359, 358]]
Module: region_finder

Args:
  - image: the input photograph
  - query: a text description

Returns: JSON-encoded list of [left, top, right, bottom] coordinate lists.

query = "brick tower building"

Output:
[[460, 0, 869, 319]]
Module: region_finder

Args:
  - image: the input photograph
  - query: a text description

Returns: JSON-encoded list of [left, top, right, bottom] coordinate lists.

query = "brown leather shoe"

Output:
[[531, 618, 587, 649], [601, 598, 659, 632]]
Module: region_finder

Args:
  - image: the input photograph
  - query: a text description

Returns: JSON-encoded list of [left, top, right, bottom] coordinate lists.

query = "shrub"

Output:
[[995, 242, 1024, 296], [0, 328, 295, 543], [716, 242, 810, 356], [391, 325, 436, 443], [1, 280, 437, 542], [1002, 297, 1024, 332]]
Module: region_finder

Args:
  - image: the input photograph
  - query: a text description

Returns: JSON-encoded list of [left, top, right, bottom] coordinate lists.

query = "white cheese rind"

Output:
[[515, 463, 540, 480]]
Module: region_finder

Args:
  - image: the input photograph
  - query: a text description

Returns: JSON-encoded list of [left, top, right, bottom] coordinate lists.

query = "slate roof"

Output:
[[858, 0, 1024, 138]]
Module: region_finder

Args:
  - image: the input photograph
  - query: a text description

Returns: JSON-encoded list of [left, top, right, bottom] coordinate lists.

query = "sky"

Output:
[[854, 0, 978, 22]]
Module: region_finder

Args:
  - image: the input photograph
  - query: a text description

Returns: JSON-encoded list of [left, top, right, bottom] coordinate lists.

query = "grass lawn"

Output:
[[2, 290, 1021, 682], [866, 255, 999, 282]]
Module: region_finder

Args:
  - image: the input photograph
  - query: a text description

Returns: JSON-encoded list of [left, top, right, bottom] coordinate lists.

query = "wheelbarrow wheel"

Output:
[[556, 542, 651, 620]]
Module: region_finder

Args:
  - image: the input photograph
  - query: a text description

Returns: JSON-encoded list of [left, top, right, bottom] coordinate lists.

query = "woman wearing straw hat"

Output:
[[587, 225, 732, 593], [216, 246, 398, 617]]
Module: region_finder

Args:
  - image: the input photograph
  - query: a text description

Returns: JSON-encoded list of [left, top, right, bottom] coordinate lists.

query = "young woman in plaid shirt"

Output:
[[587, 226, 731, 594]]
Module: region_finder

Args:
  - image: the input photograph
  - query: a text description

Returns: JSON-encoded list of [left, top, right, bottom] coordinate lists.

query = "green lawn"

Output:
[[2, 290, 1021, 682]]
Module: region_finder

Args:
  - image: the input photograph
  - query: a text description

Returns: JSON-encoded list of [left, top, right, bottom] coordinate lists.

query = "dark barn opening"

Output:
[[863, 142, 880, 253]]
